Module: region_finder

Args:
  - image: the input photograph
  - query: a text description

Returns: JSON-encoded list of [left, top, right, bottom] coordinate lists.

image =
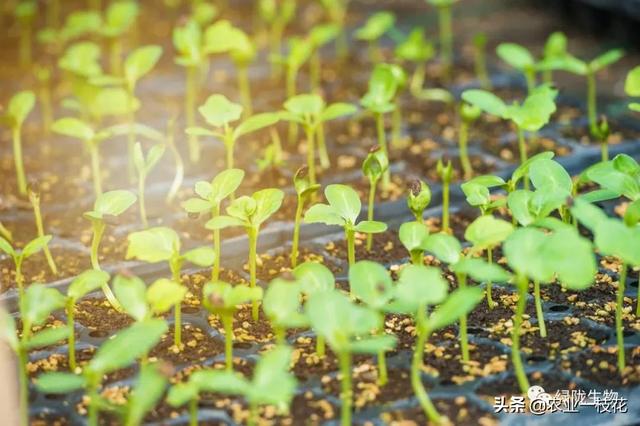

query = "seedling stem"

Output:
[[170, 257, 183, 348], [437, 4, 453, 80], [29, 189, 57, 275], [534, 280, 546, 337], [346, 228, 356, 269], [338, 351, 352, 426], [616, 263, 626, 372], [457, 272, 469, 363], [375, 113, 390, 189], [248, 227, 259, 321], [512, 274, 530, 394], [222, 315, 234, 371], [12, 128, 27, 196], [412, 305, 441, 423], [212, 204, 221, 280]]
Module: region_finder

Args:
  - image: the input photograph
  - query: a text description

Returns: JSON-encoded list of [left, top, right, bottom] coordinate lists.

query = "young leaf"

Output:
[[452, 258, 511, 283], [67, 270, 110, 301], [293, 262, 335, 294], [52, 117, 94, 141], [25, 326, 70, 350], [388, 265, 448, 313], [325, 184, 361, 225], [7, 91, 36, 127], [90, 190, 137, 219], [125, 363, 169, 426], [182, 246, 215, 267], [251, 188, 285, 226], [425, 287, 483, 331], [263, 279, 307, 328], [147, 278, 187, 314], [23, 284, 66, 327], [461, 89, 507, 117], [496, 43, 534, 70], [124, 45, 163, 88], [424, 233, 461, 265], [465, 216, 514, 251], [349, 261, 393, 309], [35, 372, 86, 394], [209, 168, 245, 203], [113, 274, 149, 321], [199, 94, 242, 127], [590, 49, 624, 73], [233, 112, 279, 139], [22, 235, 52, 258], [399, 221, 430, 252], [354, 220, 387, 234], [126, 227, 180, 263]]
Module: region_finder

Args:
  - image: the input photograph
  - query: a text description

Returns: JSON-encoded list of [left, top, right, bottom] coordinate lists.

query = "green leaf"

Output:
[[113, 274, 149, 321], [91, 88, 139, 117], [22, 235, 52, 258], [395, 28, 434, 63], [210, 168, 245, 203], [93, 190, 137, 218], [587, 161, 640, 201], [167, 382, 199, 407], [183, 246, 215, 267], [304, 203, 344, 226], [124, 45, 162, 88], [125, 363, 169, 426], [496, 43, 534, 70], [25, 326, 70, 350], [507, 190, 536, 227], [504, 228, 552, 282], [545, 228, 596, 289], [461, 89, 507, 118], [452, 258, 511, 283], [248, 345, 297, 407], [511, 151, 555, 186], [464, 216, 513, 251], [320, 102, 357, 122], [147, 278, 186, 314], [68, 270, 110, 301], [506, 84, 557, 132], [203, 20, 239, 54], [35, 372, 86, 394], [354, 220, 387, 234], [625, 66, 640, 97], [624, 199, 640, 227], [570, 198, 608, 231], [0, 237, 15, 257], [293, 262, 334, 294], [349, 261, 393, 309], [590, 49, 624, 73], [185, 126, 216, 137], [350, 334, 397, 354], [594, 219, 640, 266], [23, 284, 66, 327], [424, 233, 461, 265], [234, 113, 279, 139], [388, 265, 448, 313], [263, 279, 307, 328], [191, 369, 249, 395], [284, 94, 325, 117], [52, 117, 94, 141], [399, 221, 430, 252], [182, 198, 211, 213], [88, 319, 168, 374], [7, 91, 36, 126], [425, 287, 483, 331], [203, 281, 263, 312], [355, 11, 395, 41], [0, 311, 18, 351], [325, 184, 361, 225], [198, 94, 242, 127], [103, 0, 138, 36], [126, 227, 180, 263], [529, 158, 572, 193], [205, 215, 246, 230], [251, 188, 284, 227]]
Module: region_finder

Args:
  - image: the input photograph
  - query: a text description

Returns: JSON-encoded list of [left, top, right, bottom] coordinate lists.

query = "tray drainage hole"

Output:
[[527, 355, 547, 363], [182, 306, 200, 314], [44, 393, 65, 401], [623, 329, 636, 338], [89, 329, 109, 338], [467, 326, 483, 335], [233, 342, 252, 350], [439, 378, 455, 386], [549, 304, 569, 312], [630, 279, 638, 289]]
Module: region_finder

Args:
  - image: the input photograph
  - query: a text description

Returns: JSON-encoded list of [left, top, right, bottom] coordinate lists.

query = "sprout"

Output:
[[164, 116, 185, 204], [206, 188, 284, 321], [305, 184, 387, 271], [399, 221, 430, 265], [126, 227, 215, 348], [387, 265, 482, 423], [64, 270, 110, 371], [187, 94, 279, 171], [424, 230, 511, 363], [462, 84, 558, 186], [0, 235, 51, 298], [263, 277, 306, 344], [426, 0, 458, 80], [308, 24, 340, 92], [437, 157, 453, 233], [182, 168, 245, 280], [541, 32, 568, 84], [1, 284, 68, 426], [98, 0, 139, 74], [395, 28, 435, 96], [27, 184, 57, 275], [472, 32, 491, 89], [133, 142, 166, 228], [122, 363, 171, 426], [190, 0, 218, 26], [362, 146, 389, 251], [167, 345, 297, 426], [361, 64, 399, 190], [458, 102, 482, 180], [1, 90, 35, 195], [280, 94, 356, 182], [407, 179, 432, 223], [36, 319, 168, 426], [625, 65, 640, 112], [306, 290, 396, 426], [114, 274, 187, 324], [14, 1, 37, 67], [355, 11, 396, 62], [319, 0, 351, 58], [291, 167, 321, 268], [349, 261, 395, 386], [0, 222, 11, 242], [258, 0, 297, 77], [34, 65, 53, 134], [504, 224, 595, 392]]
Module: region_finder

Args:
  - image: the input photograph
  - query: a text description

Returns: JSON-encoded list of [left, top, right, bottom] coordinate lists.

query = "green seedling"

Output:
[[204, 21, 256, 115], [133, 142, 166, 228], [64, 270, 110, 371], [263, 277, 306, 344], [553, 48, 624, 133], [277, 36, 312, 101], [280, 94, 356, 181], [361, 64, 399, 189], [206, 188, 284, 321], [293, 261, 335, 357], [190, 0, 218, 26], [84, 189, 136, 278], [98, 1, 139, 74], [590, 115, 611, 162], [473, 32, 491, 89], [0, 235, 51, 298], [34, 66, 53, 134], [387, 265, 482, 423], [504, 224, 595, 392], [625, 65, 640, 112], [291, 167, 321, 268], [35, 319, 167, 426], [306, 290, 396, 426], [541, 32, 568, 84], [38, 10, 101, 54], [27, 184, 57, 275], [173, 19, 206, 163], [458, 102, 482, 179], [14, 1, 36, 67], [362, 146, 389, 251], [305, 184, 387, 270], [57, 42, 104, 119], [407, 179, 432, 223], [126, 226, 214, 348], [572, 198, 640, 372], [258, 0, 296, 76], [256, 129, 285, 172], [187, 94, 279, 170], [203, 280, 263, 371], [349, 261, 395, 386], [1, 284, 68, 426], [427, 0, 458, 80], [164, 116, 184, 204], [462, 84, 558, 182], [437, 158, 453, 233], [122, 363, 171, 426], [1, 90, 35, 195], [399, 221, 430, 265], [355, 11, 396, 62], [167, 345, 296, 426], [182, 168, 245, 280], [395, 28, 435, 95], [319, 0, 351, 58], [0, 222, 11, 241], [308, 24, 339, 92], [383, 64, 409, 149], [424, 227, 511, 362]]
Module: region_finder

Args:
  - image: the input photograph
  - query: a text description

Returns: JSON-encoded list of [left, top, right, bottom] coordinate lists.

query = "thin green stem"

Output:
[[459, 121, 472, 180], [12, 127, 27, 196], [109, 37, 122, 76], [458, 272, 469, 363], [212, 204, 221, 281], [411, 250, 424, 265], [249, 227, 259, 321], [616, 263, 627, 372], [67, 301, 77, 371], [90, 220, 105, 271], [517, 127, 529, 190], [442, 181, 450, 233], [18, 347, 28, 426], [533, 280, 546, 338], [171, 259, 182, 349], [127, 92, 136, 183], [39, 78, 53, 135], [412, 306, 441, 423], [377, 348, 388, 386], [474, 42, 491, 90], [524, 67, 536, 93], [189, 398, 198, 426], [291, 196, 304, 268], [16, 259, 25, 300], [87, 377, 99, 426], [305, 125, 317, 186], [223, 314, 234, 371], [437, 5, 453, 81], [486, 247, 496, 309], [89, 144, 102, 197], [410, 63, 426, 96], [375, 113, 390, 190], [366, 179, 377, 252], [238, 65, 253, 117], [346, 228, 356, 268], [165, 118, 184, 204], [391, 103, 402, 148], [587, 70, 597, 134], [338, 351, 352, 426], [32, 196, 57, 274], [316, 335, 325, 358], [601, 140, 609, 162], [317, 122, 330, 169], [139, 175, 148, 228], [512, 274, 530, 394]]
